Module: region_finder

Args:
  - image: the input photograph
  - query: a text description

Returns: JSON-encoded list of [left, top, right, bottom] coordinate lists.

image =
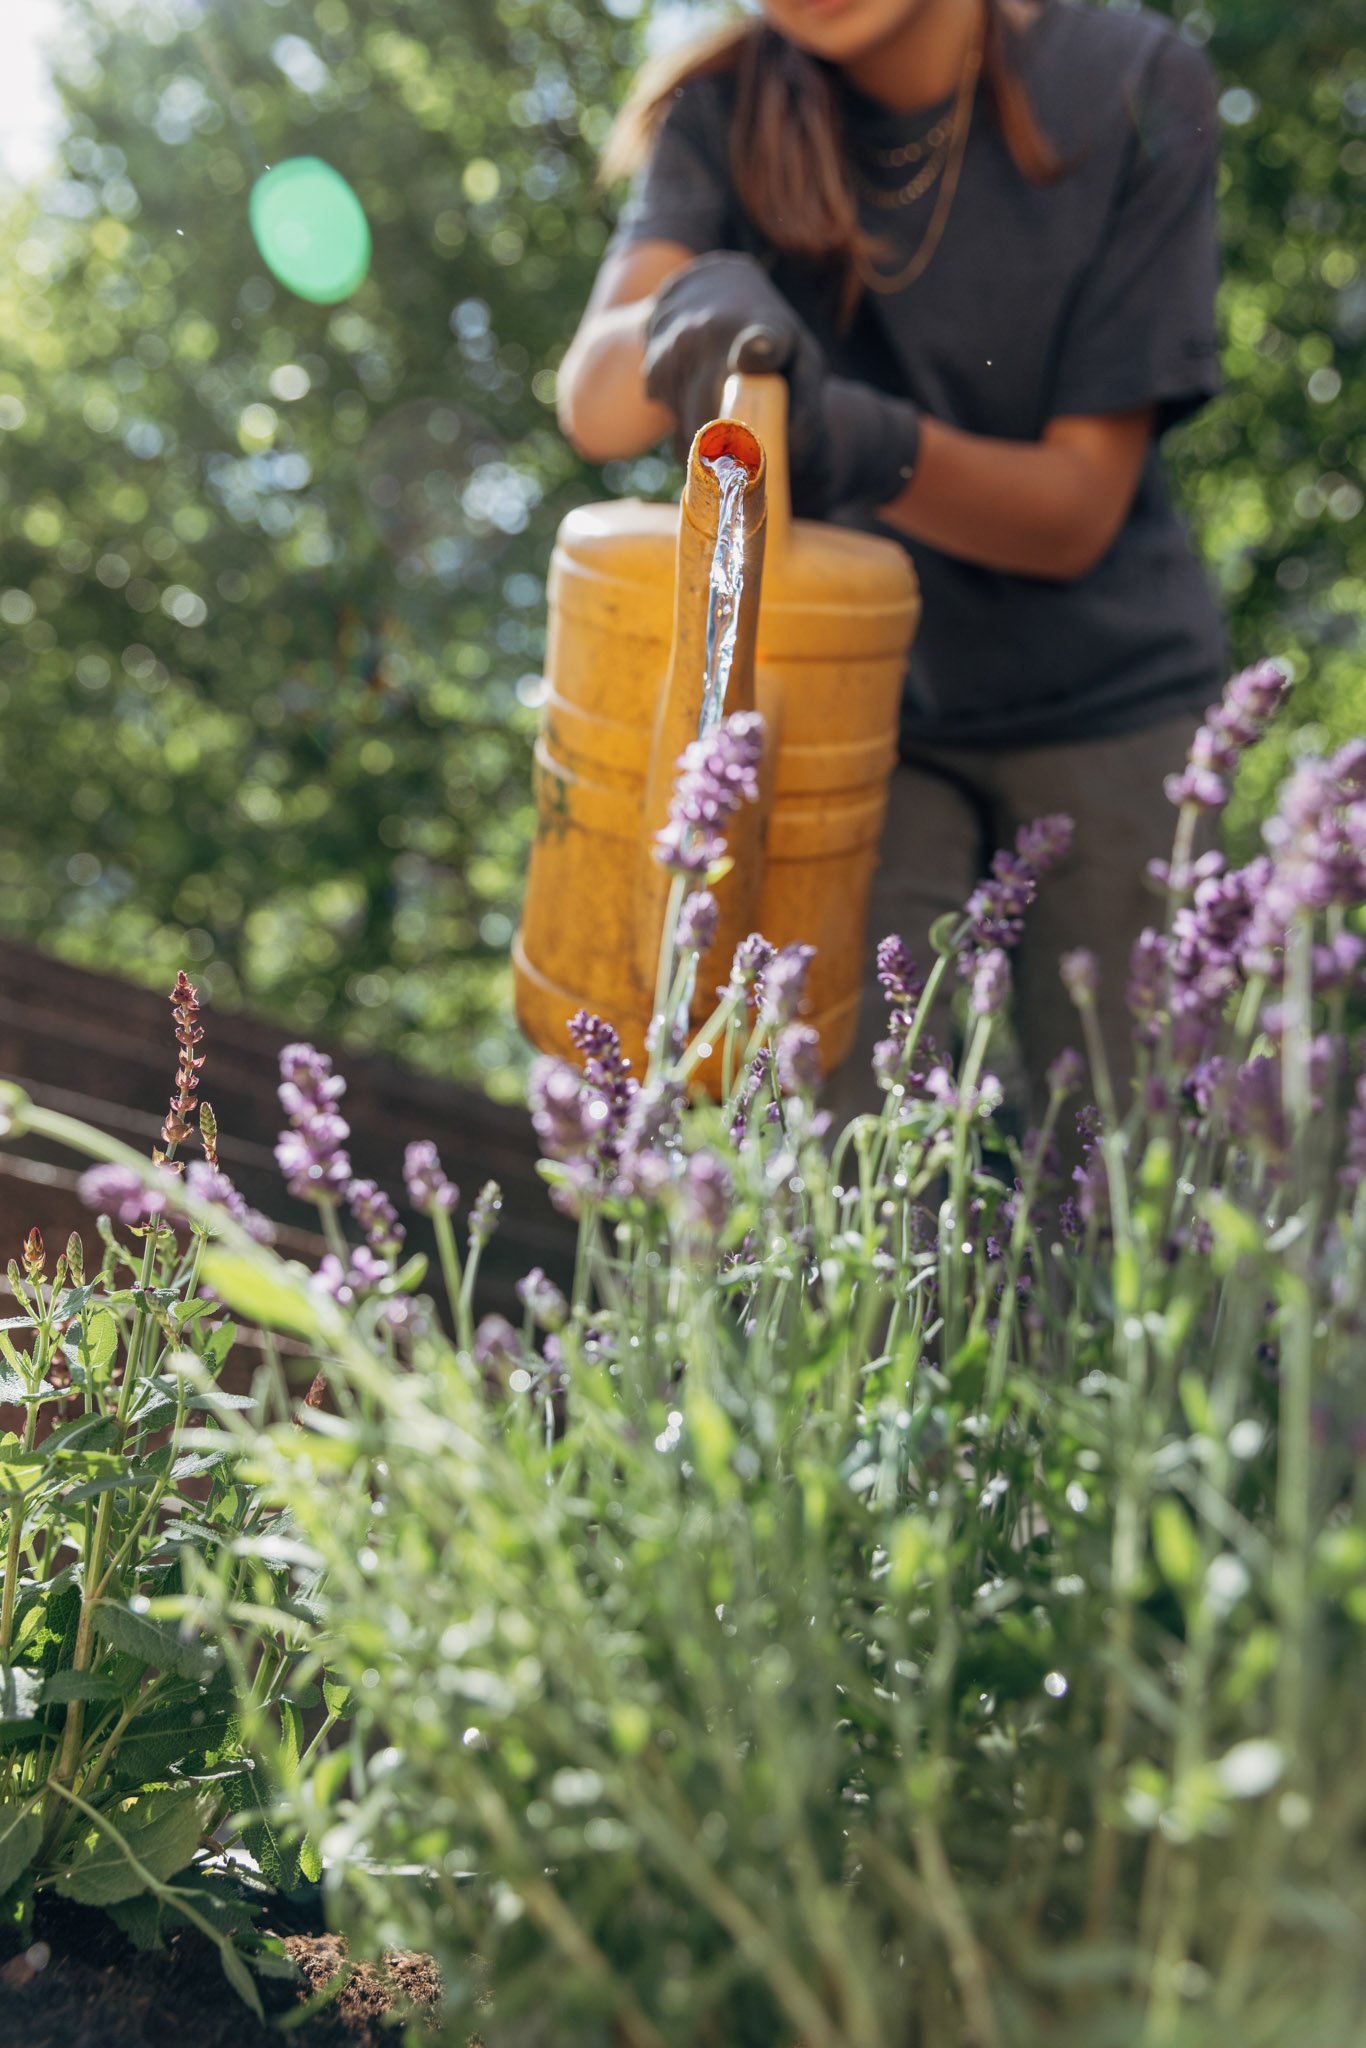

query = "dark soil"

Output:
[[0, 1895, 444, 2048]]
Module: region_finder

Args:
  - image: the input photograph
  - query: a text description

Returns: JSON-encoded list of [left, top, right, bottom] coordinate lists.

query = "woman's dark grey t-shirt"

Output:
[[610, 0, 1227, 752]]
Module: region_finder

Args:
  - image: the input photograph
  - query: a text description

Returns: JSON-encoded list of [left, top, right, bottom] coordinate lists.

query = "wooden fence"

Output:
[[0, 940, 574, 1327]]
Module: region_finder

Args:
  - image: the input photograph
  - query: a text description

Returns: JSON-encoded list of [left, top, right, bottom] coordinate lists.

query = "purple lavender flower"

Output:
[[877, 935, 924, 1012], [1126, 929, 1167, 1042], [278, 1042, 347, 1118], [516, 1266, 568, 1331], [727, 933, 774, 1005], [1183, 1056, 1228, 1119], [1343, 1073, 1366, 1197], [729, 1047, 772, 1146], [676, 889, 719, 955], [615, 1147, 673, 1201], [315, 1243, 389, 1306], [404, 1140, 459, 1216], [474, 1313, 520, 1374], [78, 1162, 170, 1227], [925, 1065, 1003, 1120], [184, 1161, 275, 1245], [1060, 950, 1100, 1004], [759, 943, 815, 1029], [1166, 856, 1267, 1060], [528, 1057, 600, 1161], [775, 1022, 822, 1096], [1229, 1055, 1287, 1169], [1165, 659, 1292, 810], [1015, 815, 1074, 872], [1046, 1048, 1085, 1097], [469, 1180, 503, 1248], [621, 1080, 685, 1159], [567, 1010, 637, 1134], [275, 1043, 352, 1203], [1241, 744, 1366, 976], [970, 948, 1010, 1017], [1072, 1105, 1108, 1228], [653, 710, 764, 874], [1314, 932, 1365, 995], [678, 1150, 732, 1237], [347, 1178, 404, 1253]]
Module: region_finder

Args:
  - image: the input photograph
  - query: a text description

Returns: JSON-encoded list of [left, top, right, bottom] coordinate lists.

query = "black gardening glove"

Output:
[[644, 251, 922, 516], [797, 376, 923, 521], [643, 251, 828, 468]]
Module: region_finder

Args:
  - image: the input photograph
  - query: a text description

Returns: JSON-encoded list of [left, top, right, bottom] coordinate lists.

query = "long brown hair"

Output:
[[603, 2, 1063, 300]]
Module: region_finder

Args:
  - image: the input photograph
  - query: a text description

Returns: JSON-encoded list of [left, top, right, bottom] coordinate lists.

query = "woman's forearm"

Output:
[[877, 408, 1155, 583], [557, 297, 675, 464]]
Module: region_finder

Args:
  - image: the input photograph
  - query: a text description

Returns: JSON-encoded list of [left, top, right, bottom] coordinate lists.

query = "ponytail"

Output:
[[604, 0, 1063, 309]]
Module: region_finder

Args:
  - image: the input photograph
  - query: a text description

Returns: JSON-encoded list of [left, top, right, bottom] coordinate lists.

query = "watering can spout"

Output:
[[635, 412, 775, 1009]]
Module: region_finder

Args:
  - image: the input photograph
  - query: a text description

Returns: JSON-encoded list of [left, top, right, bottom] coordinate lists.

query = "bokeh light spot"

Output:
[[249, 157, 371, 305]]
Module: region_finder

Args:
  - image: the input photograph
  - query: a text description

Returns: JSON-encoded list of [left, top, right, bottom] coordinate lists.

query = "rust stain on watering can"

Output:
[[513, 370, 921, 1090]]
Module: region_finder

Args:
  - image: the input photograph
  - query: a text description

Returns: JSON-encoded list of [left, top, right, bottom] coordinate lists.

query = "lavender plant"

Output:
[[0, 980, 323, 2010], [26, 667, 1366, 2045]]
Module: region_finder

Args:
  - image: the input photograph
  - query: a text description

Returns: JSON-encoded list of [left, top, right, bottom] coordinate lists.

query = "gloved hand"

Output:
[[643, 250, 827, 468], [643, 251, 921, 518], [803, 375, 923, 521]]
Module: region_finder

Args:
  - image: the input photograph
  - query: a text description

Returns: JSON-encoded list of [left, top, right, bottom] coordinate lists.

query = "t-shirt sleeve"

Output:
[[1048, 34, 1221, 433], [608, 81, 732, 256]]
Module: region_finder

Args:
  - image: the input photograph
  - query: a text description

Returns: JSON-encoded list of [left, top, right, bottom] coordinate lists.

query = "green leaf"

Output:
[[62, 1468, 158, 1507], [41, 1668, 130, 1707], [321, 1675, 354, 1719], [1151, 1497, 1201, 1595], [0, 1665, 44, 1725], [1204, 1196, 1265, 1274], [112, 1671, 237, 1788], [91, 1600, 214, 1681], [928, 911, 961, 956], [199, 1323, 238, 1376], [0, 1800, 41, 1894], [63, 1308, 120, 1378], [383, 1252, 428, 1294], [217, 1937, 266, 2018], [684, 1388, 736, 1499], [1177, 1371, 1214, 1437], [38, 1412, 118, 1461], [199, 1253, 324, 1343], [55, 1788, 212, 1906], [105, 1890, 167, 1951]]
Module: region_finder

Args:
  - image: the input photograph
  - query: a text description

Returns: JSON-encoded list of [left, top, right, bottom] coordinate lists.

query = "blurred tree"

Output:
[[0, 0, 664, 1097], [0, 0, 1360, 1089]]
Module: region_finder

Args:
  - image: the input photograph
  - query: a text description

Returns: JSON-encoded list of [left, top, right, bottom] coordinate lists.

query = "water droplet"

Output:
[[1043, 1671, 1068, 1698]]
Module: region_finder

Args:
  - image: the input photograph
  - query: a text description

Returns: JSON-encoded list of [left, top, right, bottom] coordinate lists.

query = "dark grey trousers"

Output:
[[824, 708, 1205, 1126]]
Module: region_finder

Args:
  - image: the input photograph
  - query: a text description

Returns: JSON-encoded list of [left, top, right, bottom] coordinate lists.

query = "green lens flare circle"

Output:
[[249, 157, 371, 304]]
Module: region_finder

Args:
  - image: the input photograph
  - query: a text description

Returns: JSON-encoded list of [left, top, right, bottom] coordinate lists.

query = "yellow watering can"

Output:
[[513, 358, 921, 1085]]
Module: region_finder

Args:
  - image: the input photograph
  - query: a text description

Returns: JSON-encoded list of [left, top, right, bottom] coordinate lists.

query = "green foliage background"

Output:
[[0, 0, 1361, 1096]]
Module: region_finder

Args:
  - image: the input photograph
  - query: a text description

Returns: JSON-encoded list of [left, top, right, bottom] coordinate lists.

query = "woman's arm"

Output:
[[559, 240, 1156, 582], [556, 240, 694, 463], [878, 407, 1157, 582]]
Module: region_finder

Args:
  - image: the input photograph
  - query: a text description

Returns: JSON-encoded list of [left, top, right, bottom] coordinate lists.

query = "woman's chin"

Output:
[[763, 0, 930, 66]]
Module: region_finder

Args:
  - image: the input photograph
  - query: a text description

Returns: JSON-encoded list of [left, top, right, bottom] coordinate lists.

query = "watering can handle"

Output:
[[722, 327, 794, 570]]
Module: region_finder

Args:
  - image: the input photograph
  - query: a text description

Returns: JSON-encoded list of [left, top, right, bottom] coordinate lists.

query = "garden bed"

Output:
[[0, 1894, 442, 2048]]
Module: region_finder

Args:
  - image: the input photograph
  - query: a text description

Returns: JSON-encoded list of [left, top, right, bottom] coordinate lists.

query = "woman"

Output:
[[556, 0, 1226, 1114]]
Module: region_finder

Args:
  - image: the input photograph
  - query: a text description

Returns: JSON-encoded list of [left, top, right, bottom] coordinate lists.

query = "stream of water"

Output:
[[698, 452, 749, 742], [648, 451, 753, 1071]]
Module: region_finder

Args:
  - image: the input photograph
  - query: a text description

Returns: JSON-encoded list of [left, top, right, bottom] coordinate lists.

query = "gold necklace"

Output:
[[855, 24, 983, 295], [873, 113, 954, 169], [856, 138, 952, 210]]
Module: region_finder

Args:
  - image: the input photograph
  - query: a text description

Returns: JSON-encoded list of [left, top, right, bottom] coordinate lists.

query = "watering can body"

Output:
[[513, 373, 921, 1083]]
